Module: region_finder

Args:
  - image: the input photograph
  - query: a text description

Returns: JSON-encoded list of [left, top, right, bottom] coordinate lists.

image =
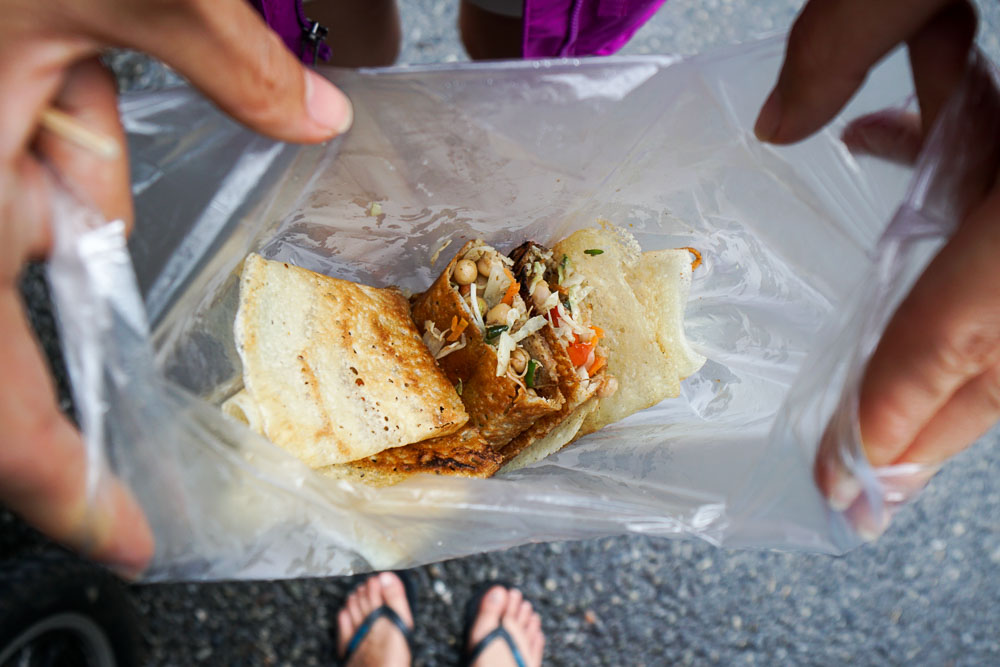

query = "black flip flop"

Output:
[[460, 581, 529, 667], [339, 570, 418, 666]]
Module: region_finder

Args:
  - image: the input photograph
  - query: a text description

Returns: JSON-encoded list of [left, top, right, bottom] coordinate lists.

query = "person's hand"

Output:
[[1, 0, 353, 575], [756, 0, 1000, 532]]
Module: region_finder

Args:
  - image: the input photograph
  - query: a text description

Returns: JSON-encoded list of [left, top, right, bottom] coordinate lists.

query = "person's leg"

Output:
[[336, 572, 413, 667], [307, 0, 402, 67], [466, 585, 545, 667], [458, 0, 523, 60]]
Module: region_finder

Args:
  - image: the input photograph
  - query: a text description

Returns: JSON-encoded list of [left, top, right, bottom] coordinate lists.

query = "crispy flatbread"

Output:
[[553, 228, 700, 436], [233, 254, 467, 467], [500, 398, 598, 472], [318, 425, 501, 486], [411, 242, 563, 450], [628, 249, 706, 380]]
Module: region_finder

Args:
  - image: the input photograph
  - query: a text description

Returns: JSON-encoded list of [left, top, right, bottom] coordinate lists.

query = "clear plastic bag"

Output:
[[46, 36, 1000, 581]]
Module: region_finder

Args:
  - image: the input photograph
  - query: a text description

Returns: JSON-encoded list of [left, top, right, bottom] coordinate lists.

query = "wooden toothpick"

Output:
[[39, 108, 120, 159]]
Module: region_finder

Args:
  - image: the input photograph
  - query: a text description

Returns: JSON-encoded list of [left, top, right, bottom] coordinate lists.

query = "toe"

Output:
[[379, 572, 414, 629], [356, 579, 375, 617], [365, 575, 383, 613], [469, 586, 508, 648], [529, 612, 542, 634], [347, 590, 365, 627], [532, 632, 546, 665], [517, 599, 533, 626], [504, 588, 523, 621], [337, 608, 354, 658]]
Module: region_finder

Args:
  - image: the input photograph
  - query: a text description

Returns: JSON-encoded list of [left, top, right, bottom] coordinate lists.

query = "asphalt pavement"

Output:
[[6, 1, 1000, 665]]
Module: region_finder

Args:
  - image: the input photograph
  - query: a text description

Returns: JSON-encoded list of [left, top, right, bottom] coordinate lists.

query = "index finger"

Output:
[[91, 0, 352, 144], [0, 287, 153, 574], [755, 0, 957, 144]]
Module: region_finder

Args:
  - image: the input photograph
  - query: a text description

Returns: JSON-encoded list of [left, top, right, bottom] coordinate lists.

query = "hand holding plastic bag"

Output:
[[762, 0, 1000, 537], [0, 0, 351, 573]]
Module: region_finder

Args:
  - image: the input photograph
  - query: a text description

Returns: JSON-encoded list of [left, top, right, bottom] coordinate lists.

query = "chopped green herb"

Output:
[[584, 248, 604, 256], [557, 254, 569, 284], [455, 380, 463, 396], [485, 324, 509, 342], [525, 359, 539, 388]]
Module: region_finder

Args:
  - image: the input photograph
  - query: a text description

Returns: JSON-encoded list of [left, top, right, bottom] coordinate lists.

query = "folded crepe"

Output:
[[501, 227, 706, 470], [554, 227, 707, 437], [317, 424, 501, 487], [226, 254, 468, 467], [496, 241, 616, 467], [411, 241, 564, 449]]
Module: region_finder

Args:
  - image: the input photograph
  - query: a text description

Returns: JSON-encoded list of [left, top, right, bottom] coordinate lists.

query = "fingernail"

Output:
[[305, 69, 353, 136], [828, 472, 862, 512], [109, 562, 145, 582], [856, 509, 892, 542], [754, 89, 782, 142]]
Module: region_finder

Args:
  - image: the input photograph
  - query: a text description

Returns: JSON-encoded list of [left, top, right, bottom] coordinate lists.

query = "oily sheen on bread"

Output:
[[232, 254, 467, 467]]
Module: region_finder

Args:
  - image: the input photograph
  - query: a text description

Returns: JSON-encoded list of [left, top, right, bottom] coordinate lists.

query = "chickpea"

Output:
[[510, 348, 529, 374], [486, 302, 512, 325], [597, 375, 619, 398], [476, 275, 489, 290], [453, 259, 477, 285], [477, 256, 493, 277], [531, 281, 551, 310]]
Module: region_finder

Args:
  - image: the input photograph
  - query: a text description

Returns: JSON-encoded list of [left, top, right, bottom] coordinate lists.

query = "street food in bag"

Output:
[[411, 241, 564, 449], [552, 227, 706, 437], [223, 254, 468, 467], [497, 240, 617, 468]]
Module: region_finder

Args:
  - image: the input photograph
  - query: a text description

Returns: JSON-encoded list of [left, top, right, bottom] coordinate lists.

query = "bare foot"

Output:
[[336, 572, 413, 667], [467, 586, 545, 667]]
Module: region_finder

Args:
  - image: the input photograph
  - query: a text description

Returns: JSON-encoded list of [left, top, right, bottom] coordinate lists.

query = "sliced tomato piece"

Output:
[[567, 341, 594, 367]]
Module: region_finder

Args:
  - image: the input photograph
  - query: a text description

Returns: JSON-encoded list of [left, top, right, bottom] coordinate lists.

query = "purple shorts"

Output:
[[252, 0, 665, 62], [521, 0, 667, 58]]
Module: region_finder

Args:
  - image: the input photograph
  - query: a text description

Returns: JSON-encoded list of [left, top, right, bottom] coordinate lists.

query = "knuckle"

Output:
[[931, 322, 1000, 378], [784, 20, 833, 80], [783, 19, 865, 102], [238, 33, 295, 130], [173, 0, 209, 17]]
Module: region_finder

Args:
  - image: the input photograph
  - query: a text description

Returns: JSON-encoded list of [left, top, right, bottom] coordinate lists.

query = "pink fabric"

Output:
[[249, 0, 331, 64], [523, 0, 668, 58]]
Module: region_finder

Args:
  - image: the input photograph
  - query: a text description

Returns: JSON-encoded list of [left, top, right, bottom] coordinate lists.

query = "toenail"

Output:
[[379, 572, 396, 586], [487, 588, 505, 604]]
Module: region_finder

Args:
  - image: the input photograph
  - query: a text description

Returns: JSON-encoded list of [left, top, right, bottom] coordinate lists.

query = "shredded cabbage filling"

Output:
[[423, 320, 467, 360]]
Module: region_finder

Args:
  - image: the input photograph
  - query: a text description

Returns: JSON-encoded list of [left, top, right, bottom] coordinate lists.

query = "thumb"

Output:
[[841, 109, 923, 165], [119, 0, 352, 143]]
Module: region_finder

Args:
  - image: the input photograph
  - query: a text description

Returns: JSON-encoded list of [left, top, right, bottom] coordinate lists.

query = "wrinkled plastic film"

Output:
[[44, 37, 998, 581], [770, 51, 1000, 540]]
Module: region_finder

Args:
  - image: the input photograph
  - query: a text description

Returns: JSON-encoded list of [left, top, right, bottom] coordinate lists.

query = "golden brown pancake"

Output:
[[232, 254, 468, 467]]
